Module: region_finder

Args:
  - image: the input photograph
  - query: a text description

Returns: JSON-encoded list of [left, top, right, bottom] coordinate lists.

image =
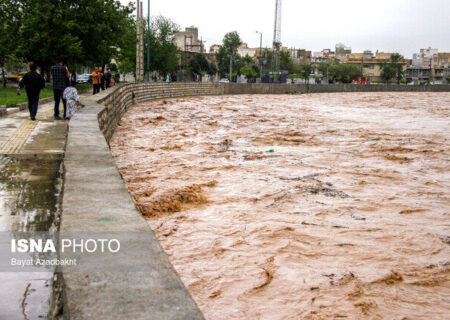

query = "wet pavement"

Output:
[[0, 101, 67, 319], [111, 92, 450, 320]]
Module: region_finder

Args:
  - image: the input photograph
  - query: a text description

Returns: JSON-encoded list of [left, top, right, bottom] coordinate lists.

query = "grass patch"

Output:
[[0, 83, 93, 107], [0, 87, 53, 107]]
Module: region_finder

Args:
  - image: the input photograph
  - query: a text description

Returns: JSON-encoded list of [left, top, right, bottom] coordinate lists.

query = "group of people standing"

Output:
[[18, 58, 82, 123], [92, 66, 113, 95], [17, 59, 117, 122]]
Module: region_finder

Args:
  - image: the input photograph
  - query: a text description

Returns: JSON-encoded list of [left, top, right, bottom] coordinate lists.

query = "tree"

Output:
[[0, 0, 22, 87], [145, 15, 179, 77], [240, 66, 258, 82], [208, 62, 217, 76], [328, 63, 361, 83], [390, 53, 405, 84], [14, 0, 134, 80], [279, 51, 293, 72], [116, 18, 137, 77], [300, 64, 313, 88], [318, 60, 336, 84], [189, 53, 209, 81], [379, 63, 396, 84], [216, 31, 242, 81]]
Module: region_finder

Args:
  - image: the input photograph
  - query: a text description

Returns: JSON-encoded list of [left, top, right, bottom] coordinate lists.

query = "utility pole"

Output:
[[147, 0, 150, 81], [271, 0, 282, 83], [256, 31, 263, 82], [136, 0, 140, 81], [135, 1, 144, 82], [229, 56, 232, 82], [361, 54, 364, 84]]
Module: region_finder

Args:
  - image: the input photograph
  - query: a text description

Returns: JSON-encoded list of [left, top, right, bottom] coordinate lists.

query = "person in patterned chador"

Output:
[[63, 81, 82, 124]]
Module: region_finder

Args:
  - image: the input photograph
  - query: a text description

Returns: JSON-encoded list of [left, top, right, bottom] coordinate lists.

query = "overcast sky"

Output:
[[120, 0, 450, 58]]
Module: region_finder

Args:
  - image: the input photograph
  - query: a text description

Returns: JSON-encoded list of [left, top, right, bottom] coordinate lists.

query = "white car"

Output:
[[76, 74, 92, 84], [219, 78, 230, 83]]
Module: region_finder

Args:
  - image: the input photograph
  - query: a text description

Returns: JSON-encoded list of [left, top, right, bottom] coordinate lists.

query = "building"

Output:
[[209, 43, 258, 58], [420, 47, 439, 59], [335, 43, 351, 60], [174, 27, 204, 53], [237, 43, 257, 58], [346, 52, 408, 83], [209, 44, 220, 54], [312, 49, 335, 63], [407, 49, 449, 84], [289, 48, 311, 65]]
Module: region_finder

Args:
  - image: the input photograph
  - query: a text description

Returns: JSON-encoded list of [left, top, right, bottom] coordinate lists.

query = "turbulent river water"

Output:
[[110, 92, 450, 319]]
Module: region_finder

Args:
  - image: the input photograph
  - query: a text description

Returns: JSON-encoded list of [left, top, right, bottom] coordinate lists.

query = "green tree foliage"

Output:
[[380, 63, 396, 83], [240, 66, 258, 82], [379, 53, 405, 84], [262, 50, 293, 73], [189, 53, 209, 81], [145, 15, 179, 76], [208, 62, 217, 76], [2, 0, 134, 80], [300, 64, 313, 84], [215, 31, 242, 80], [390, 53, 405, 84], [280, 51, 293, 72], [328, 63, 362, 83], [116, 19, 137, 76], [0, 0, 22, 87]]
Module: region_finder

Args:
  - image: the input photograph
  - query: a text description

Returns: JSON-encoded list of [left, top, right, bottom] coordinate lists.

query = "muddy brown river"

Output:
[[110, 92, 450, 319]]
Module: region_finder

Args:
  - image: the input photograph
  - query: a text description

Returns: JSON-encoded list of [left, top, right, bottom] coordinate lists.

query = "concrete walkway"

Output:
[[61, 89, 204, 319]]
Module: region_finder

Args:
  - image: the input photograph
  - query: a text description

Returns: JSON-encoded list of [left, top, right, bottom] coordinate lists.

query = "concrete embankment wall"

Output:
[[60, 85, 211, 319], [97, 82, 448, 143], [224, 83, 450, 95], [59, 82, 448, 319], [97, 82, 224, 142]]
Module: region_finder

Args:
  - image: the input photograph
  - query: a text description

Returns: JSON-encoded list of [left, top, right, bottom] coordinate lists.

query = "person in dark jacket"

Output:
[[51, 58, 70, 120], [17, 63, 45, 121], [99, 66, 105, 91], [105, 68, 112, 89]]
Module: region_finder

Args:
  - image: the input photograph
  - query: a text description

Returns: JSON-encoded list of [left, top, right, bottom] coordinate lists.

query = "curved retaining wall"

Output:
[[224, 83, 450, 95], [60, 84, 222, 319], [97, 83, 449, 143], [98, 82, 224, 142], [61, 82, 448, 319]]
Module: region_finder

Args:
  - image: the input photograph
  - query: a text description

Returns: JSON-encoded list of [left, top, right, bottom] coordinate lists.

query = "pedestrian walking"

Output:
[[105, 68, 112, 89], [92, 67, 101, 94], [166, 72, 171, 83], [17, 63, 45, 121], [51, 58, 70, 120], [63, 80, 82, 124], [99, 67, 105, 91]]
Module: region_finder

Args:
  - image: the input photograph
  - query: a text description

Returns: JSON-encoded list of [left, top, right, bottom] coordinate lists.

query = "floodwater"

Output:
[[0, 158, 61, 320], [110, 92, 450, 319]]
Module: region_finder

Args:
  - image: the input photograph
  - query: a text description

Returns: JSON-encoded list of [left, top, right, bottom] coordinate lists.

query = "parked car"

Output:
[[76, 73, 92, 84], [219, 78, 230, 83], [7, 72, 27, 82]]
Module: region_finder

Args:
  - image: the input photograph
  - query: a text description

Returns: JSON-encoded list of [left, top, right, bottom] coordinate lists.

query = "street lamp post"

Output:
[[256, 31, 263, 82]]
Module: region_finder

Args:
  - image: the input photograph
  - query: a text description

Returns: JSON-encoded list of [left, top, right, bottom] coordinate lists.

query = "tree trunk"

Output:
[[1, 66, 7, 88], [229, 57, 232, 82]]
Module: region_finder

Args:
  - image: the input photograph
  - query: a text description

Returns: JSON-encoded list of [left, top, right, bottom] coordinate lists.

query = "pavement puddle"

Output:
[[0, 157, 62, 320]]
